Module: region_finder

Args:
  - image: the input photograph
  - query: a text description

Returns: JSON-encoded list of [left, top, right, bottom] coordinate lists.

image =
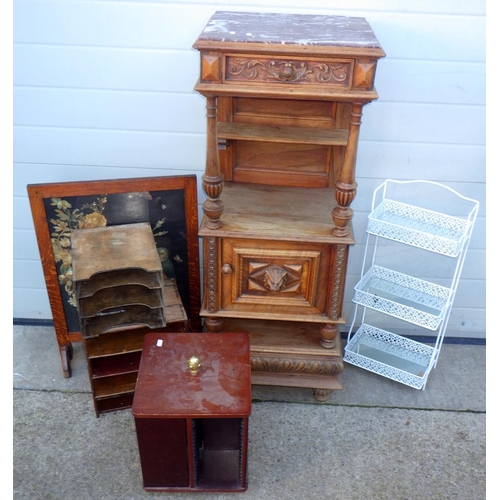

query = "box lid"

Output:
[[132, 332, 251, 418]]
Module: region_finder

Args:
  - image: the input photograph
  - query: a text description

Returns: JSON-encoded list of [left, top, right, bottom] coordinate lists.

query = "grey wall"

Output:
[[13, 0, 486, 338]]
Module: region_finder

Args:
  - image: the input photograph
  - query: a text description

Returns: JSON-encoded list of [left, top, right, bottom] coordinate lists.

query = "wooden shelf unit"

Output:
[[83, 279, 188, 417], [193, 11, 385, 401]]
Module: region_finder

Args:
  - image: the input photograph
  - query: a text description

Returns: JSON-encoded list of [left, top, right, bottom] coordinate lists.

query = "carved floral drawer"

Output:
[[214, 237, 347, 322], [201, 53, 360, 89], [199, 52, 381, 93]]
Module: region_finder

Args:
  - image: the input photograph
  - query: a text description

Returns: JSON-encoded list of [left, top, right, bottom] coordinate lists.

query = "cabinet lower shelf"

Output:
[[343, 324, 436, 389], [220, 318, 344, 392]]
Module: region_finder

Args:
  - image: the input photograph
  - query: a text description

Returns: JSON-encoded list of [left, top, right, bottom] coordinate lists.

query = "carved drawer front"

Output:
[[199, 52, 380, 91], [220, 238, 335, 319], [224, 54, 353, 88]]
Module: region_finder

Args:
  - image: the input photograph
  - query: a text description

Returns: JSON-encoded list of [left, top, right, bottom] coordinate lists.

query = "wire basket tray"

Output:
[[343, 324, 435, 389], [367, 199, 473, 257], [353, 266, 451, 330]]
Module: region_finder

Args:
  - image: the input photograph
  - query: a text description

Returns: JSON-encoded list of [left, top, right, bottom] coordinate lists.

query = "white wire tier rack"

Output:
[[343, 324, 435, 390], [344, 179, 479, 390], [367, 199, 474, 257], [353, 265, 452, 331]]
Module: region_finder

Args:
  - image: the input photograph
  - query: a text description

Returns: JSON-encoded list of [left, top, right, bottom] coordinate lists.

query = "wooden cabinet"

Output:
[[132, 332, 251, 492], [193, 11, 385, 400]]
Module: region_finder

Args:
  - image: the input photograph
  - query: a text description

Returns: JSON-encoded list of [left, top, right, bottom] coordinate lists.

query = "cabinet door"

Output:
[[220, 238, 339, 320]]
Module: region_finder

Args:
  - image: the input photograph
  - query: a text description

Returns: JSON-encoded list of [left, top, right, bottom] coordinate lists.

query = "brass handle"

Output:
[[221, 263, 233, 275], [188, 355, 201, 373]]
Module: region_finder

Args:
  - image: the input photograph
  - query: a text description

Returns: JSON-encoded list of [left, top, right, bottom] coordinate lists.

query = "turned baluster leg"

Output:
[[332, 102, 364, 237], [320, 323, 338, 349], [202, 96, 224, 230], [204, 317, 224, 333]]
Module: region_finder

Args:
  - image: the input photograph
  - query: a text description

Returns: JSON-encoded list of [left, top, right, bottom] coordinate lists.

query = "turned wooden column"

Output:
[[332, 102, 364, 237], [204, 316, 224, 333], [320, 323, 339, 349], [202, 96, 224, 229]]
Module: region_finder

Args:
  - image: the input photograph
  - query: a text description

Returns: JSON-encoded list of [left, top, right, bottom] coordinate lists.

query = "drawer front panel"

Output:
[[221, 239, 331, 317], [225, 55, 353, 88]]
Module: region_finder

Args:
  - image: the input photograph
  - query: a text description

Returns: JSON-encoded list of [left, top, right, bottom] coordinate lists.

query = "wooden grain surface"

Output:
[[132, 332, 251, 417]]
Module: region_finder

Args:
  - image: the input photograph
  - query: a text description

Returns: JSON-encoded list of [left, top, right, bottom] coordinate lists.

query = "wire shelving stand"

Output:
[[344, 179, 479, 389]]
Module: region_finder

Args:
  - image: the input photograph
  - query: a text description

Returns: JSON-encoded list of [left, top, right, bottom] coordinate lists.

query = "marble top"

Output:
[[196, 11, 382, 49]]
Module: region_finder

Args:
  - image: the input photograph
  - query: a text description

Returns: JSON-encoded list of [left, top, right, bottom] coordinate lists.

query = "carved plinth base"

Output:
[[250, 353, 343, 378], [217, 317, 344, 400]]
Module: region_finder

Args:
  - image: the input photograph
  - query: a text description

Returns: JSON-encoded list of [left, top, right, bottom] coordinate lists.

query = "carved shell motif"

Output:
[[264, 265, 288, 292]]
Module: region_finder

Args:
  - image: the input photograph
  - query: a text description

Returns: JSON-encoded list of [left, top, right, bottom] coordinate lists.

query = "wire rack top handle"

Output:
[[372, 179, 480, 215]]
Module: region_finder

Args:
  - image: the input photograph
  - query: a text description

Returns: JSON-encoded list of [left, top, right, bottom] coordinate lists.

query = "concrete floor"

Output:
[[13, 324, 486, 499]]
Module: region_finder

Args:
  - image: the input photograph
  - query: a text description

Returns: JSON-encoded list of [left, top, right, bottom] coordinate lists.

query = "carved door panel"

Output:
[[220, 238, 344, 320]]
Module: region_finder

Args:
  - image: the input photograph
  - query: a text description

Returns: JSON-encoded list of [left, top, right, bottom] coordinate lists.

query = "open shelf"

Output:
[[95, 393, 135, 414], [85, 328, 149, 358], [344, 324, 435, 390], [217, 122, 349, 146], [197, 450, 242, 490], [367, 199, 475, 257], [194, 418, 244, 490], [90, 350, 142, 378], [353, 266, 452, 330], [93, 371, 138, 399], [200, 182, 355, 244]]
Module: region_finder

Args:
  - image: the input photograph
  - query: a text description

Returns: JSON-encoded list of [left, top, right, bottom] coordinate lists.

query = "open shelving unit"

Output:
[[344, 179, 479, 389], [83, 278, 188, 416]]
